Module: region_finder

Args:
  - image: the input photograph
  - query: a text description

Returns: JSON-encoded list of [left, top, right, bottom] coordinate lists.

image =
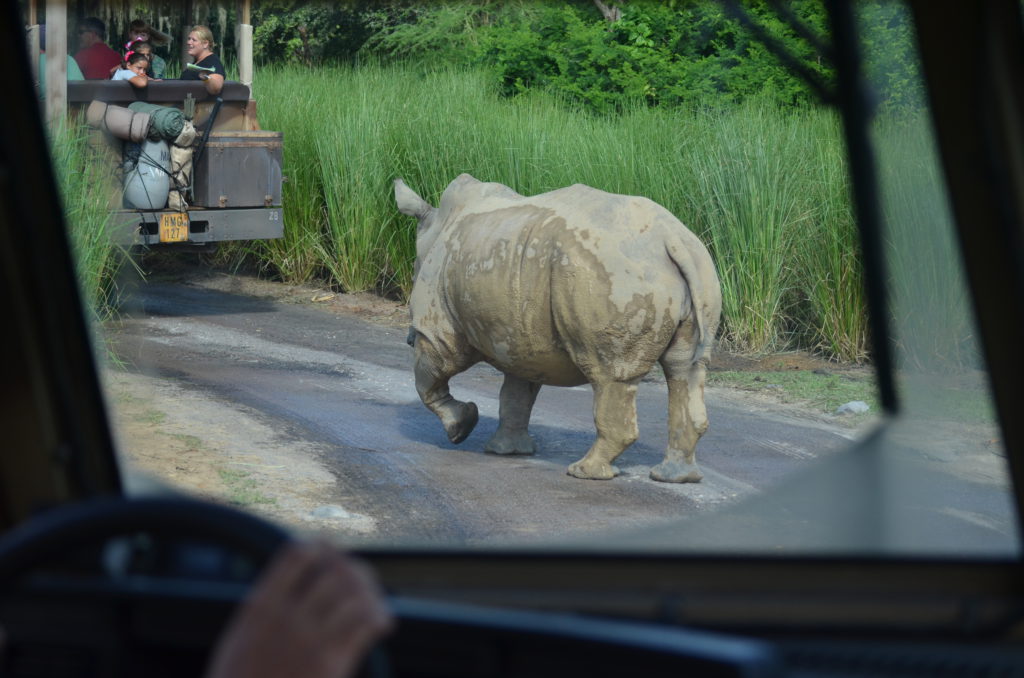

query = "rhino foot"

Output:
[[443, 401, 479, 444], [484, 430, 536, 456], [650, 460, 703, 484], [567, 460, 620, 480]]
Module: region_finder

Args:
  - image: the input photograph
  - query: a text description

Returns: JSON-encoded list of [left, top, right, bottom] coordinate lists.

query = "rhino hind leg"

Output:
[[567, 380, 639, 480], [484, 374, 541, 455], [415, 353, 479, 445], [650, 357, 708, 484]]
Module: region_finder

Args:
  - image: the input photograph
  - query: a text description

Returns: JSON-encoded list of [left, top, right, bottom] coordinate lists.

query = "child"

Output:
[[133, 41, 165, 79], [123, 19, 169, 79], [112, 52, 153, 88]]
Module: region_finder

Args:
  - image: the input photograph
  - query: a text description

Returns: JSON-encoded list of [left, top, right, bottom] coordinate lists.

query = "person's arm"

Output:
[[204, 542, 393, 678], [111, 69, 147, 88], [200, 71, 224, 95]]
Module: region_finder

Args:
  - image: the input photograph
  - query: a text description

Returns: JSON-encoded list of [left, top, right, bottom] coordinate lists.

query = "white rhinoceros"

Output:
[[395, 174, 722, 483]]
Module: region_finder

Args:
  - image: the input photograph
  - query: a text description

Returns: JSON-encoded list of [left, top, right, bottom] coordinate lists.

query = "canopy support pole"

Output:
[[44, 0, 67, 127], [237, 0, 256, 129]]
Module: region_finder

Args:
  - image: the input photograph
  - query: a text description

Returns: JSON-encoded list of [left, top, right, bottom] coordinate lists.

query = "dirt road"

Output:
[[101, 270, 1013, 552]]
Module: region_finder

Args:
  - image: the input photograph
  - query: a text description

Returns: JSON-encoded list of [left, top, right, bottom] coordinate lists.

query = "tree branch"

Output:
[[592, 0, 622, 22]]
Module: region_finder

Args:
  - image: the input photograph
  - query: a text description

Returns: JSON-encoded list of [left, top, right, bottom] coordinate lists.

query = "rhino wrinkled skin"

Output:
[[395, 174, 722, 482]]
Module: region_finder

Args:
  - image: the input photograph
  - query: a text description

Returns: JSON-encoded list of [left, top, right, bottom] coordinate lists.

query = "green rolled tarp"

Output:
[[128, 102, 185, 141]]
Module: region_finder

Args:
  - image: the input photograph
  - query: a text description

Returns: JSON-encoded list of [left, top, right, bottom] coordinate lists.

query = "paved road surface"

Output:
[[106, 280, 1017, 554]]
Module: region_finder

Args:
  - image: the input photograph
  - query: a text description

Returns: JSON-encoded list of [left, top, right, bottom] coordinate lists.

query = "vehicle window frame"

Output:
[[4, 0, 1024, 637]]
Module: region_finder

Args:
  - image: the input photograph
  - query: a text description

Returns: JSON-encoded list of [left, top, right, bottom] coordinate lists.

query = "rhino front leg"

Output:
[[567, 380, 639, 480], [484, 374, 541, 455], [415, 352, 479, 444], [650, 360, 707, 483]]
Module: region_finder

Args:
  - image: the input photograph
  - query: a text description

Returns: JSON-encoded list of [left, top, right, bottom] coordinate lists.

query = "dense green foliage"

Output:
[[369, 1, 833, 112], [252, 1, 379, 65], [252, 1, 919, 114]]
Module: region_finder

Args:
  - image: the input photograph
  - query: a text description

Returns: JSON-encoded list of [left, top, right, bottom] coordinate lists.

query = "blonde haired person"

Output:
[[182, 25, 224, 96]]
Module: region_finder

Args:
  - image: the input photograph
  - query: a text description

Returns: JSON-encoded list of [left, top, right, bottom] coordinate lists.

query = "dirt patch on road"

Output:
[[709, 349, 867, 377], [105, 368, 378, 539]]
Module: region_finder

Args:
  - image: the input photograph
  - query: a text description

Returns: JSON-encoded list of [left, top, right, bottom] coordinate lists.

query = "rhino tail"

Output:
[[665, 239, 709, 358]]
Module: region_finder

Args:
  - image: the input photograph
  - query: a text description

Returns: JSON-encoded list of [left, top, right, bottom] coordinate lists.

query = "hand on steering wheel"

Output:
[[207, 541, 393, 678], [0, 497, 392, 678]]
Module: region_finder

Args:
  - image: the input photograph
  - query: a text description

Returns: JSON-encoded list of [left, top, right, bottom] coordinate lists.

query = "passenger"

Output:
[[35, 24, 84, 98], [124, 18, 172, 49], [73, 17, 121, 80], [132, 41, 165, 79], [123, 19, 169, 79], [111, 52, 154, 89], [181, 25, 225, 96]]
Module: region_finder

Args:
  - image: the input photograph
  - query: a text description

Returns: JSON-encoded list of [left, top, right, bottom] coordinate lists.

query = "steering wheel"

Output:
[[0, 496, 290, 677], [0, 496, 288, 580]]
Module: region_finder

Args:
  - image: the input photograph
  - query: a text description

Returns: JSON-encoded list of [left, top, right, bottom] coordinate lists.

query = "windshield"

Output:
[[38, 0, 1018, 556]]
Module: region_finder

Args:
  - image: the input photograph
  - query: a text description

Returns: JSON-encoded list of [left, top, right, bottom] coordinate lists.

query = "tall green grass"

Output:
[[792, 113, 867, 362], [684, 105, 808, 353], [48, 122, 126, 323], [255, 62, 872, 361], [53, 62, 961, 369], [245, 66, 327, 283], [876, 116, 976, 371]]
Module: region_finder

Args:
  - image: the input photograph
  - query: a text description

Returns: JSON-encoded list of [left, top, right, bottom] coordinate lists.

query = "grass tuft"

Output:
[[217, 468, 278, 507]]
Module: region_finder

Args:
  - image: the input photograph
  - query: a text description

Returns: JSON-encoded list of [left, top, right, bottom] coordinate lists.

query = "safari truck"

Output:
[[69, 80, 283, 248], [28, 2, 283, 248]]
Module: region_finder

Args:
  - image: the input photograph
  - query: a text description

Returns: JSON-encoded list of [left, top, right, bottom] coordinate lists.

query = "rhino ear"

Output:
[[395, 178, 433, 219]]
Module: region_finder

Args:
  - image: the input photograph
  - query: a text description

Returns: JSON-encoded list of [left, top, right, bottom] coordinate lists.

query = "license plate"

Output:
[[159, 212, 189, 243]]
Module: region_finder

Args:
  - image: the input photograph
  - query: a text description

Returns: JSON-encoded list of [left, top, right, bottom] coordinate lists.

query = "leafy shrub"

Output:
[[361, 0, 837, 113], [253, 1, 378, 65], [856, 2, 924, 114], [250, 1, 916, 114]]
